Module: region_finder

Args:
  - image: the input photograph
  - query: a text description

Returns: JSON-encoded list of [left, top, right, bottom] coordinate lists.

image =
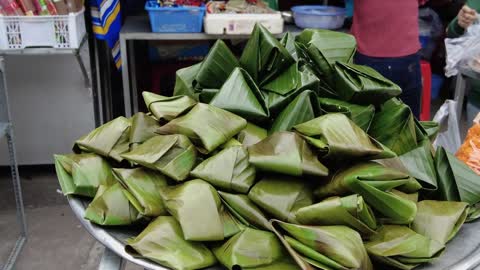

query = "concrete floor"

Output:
[[0, 166, 142, 270]]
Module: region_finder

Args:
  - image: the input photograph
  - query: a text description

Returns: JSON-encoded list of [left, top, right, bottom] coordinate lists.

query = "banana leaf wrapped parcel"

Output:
[[142, 92, 197, 122], [318, 98, 375, 132], [129, 112, 160, 149], [74, 116, 131, 162], [127, 216, 217, 270], [121, 135, 196, 182], [219, 191, 272, 231], [237, 123, 268, 147], [84, 183, 142, 226], [55, 153, 115, 197]]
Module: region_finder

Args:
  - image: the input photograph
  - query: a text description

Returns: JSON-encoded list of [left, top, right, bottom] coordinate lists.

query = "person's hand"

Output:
[[458, 5, 477, 29]]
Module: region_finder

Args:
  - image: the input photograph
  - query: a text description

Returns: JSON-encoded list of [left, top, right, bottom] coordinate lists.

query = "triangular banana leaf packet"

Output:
[[318, 98, 375, 132], [295, 194, 377, 236], [280, 32, 299, 61], [129, 112, 160, 149], [333, 62, 402, 105], [219, 191, 272, 231], [209, 67, 269, 123], [190, 145, 256, 193], [161, 179, 224, 241], [240, 23, 295, 85], [392, 189, 419, 203], [112, 168, 168, 217], [74, 116, 131, 162], [420, 121, 440, 142], [273, 220, 373, 270], [220, 204, 245, 238], [54, 153, 115, 197], [248, 132, 328, 177], [315, 162, 420, 224], [293, 113, 395, 161], [84, 183, 143, 226], [126, 216, 217, 270], [262, 63, 300, 96], [142, 92, 197, 122], [369, 99, 438, 190], [435, 146, 480, 206], [296, 29, 356, 85], [195, 40, 240, 89], [248, 176, 313, 223], [121, 135, 196, 182], [270, 90, 321, 133], [198, 88, 219, 103], [173, 62, 202, 99], [412, 200, 469, 245], [156, 103, 247, 154], [365, 225, 445, 270], [237, 122, 268, 147], [213, 228, 297, 270], [264, 64, 320, 116]]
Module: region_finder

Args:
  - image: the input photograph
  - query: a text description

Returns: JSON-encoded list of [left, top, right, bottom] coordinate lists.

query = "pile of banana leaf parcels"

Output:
[[55, 24, 480, 270]]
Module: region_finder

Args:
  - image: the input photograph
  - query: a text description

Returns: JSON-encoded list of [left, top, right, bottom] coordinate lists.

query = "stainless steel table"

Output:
[[120, 16, 302, 117]]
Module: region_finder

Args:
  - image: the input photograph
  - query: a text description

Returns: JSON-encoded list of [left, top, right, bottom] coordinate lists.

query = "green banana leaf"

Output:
[[270, 90, 321, 133], [237, 123, 268, 147], [293, 113, 395, 160], [262, 63, 299, 96], [296, 29, 356, 85], [273, 220, 373, 270], [209, 67, 269, 123], [54, 153, 115, 197], [391, 189, 419, 203], [412, 200, 469, 244], [218, 191, 272, 231], [156, 103, 247, 154], [420, 121, 440, 142], [220, 138, 243, 149], [173, 62, 202, 99], [195, 40, 240, 89], [190, 145, 256, 193], [248, 132, 328, 177], [213, 228, 297, 270], [467, 206, 480, 222], [121, 135, 196, 182], [333, 62, 402, 105], [315, 162, 419, 224], [142, 92, 197, 122], [295, 194, 377, 236], [248, 176, 313, 223], [161, 179, 224, 241], [198, 88, 219, 103], [129, 112, 160, 149], [220, 203, 245, 238], [240, 23, 295, 85], [318, 98, 375, 132], [280, 32, 299, 61], [126, 216, 217, 270], [84, 183, 142, 225], [435, 146, 480, 205], [365, 225, 445, 270], [112, 168, 168, 217], [74, 116, 131, 162]]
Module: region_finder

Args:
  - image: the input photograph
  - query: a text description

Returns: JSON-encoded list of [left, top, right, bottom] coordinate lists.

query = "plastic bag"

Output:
[[433, 100, 462, 154], [445, 22, 480, 77], [456, 114, 480, 175]]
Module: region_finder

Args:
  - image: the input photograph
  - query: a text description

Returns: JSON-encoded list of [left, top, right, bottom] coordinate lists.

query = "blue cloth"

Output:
[[345, 0, 353, 18], [90, 0, 122, 69], [354, 52, 422, 118]]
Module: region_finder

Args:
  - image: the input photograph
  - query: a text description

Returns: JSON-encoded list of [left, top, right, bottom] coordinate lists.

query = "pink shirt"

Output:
[[351, 0, 421, 58]]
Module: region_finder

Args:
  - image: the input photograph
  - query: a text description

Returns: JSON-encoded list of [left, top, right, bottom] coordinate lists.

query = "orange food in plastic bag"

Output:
[[456, 124, 480, 175]]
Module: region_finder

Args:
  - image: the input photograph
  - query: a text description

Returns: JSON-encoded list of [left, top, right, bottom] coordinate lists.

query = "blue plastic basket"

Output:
[[145, 1, 205, 33]]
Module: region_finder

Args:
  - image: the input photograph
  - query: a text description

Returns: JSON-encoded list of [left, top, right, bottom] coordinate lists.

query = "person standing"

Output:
[[351, 0, 427, 118]]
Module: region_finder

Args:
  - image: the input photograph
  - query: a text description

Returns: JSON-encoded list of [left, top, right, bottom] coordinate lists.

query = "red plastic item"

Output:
[[420, 60, 431, 121]]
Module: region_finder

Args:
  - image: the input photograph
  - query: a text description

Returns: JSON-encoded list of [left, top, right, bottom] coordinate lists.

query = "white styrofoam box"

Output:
[[0, 8, 85, 50], [204, 13, 284, 35]]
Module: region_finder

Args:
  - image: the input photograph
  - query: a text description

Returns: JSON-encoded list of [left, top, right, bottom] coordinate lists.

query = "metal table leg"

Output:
[[98, 248, 125, 270], [120, 36, 132, 117]]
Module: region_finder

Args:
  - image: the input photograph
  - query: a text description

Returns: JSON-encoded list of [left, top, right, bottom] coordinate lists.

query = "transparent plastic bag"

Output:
[[445, 22, 480, 77], [433, 99, 462, 154]]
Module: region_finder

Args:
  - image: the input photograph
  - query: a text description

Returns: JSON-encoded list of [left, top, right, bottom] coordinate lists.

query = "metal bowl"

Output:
[[68, 195, 480, 270]]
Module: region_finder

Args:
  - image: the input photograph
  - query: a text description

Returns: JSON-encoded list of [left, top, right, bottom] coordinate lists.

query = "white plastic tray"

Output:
[[204, 13, 283, 35]]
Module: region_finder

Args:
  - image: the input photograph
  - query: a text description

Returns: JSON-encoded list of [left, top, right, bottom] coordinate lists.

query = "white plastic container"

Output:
[[0, 8, 85, 50], [204, 13, 284, 35]]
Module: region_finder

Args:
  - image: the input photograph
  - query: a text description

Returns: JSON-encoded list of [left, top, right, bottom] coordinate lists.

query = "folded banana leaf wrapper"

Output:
[[55, 24, 480, 270]]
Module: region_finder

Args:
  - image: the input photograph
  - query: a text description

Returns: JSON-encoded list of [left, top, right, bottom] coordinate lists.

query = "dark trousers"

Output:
[[354, 52, 422, 118]]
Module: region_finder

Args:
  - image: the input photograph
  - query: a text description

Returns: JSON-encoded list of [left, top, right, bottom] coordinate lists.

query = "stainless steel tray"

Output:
[[68, 196, 480, 270]]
